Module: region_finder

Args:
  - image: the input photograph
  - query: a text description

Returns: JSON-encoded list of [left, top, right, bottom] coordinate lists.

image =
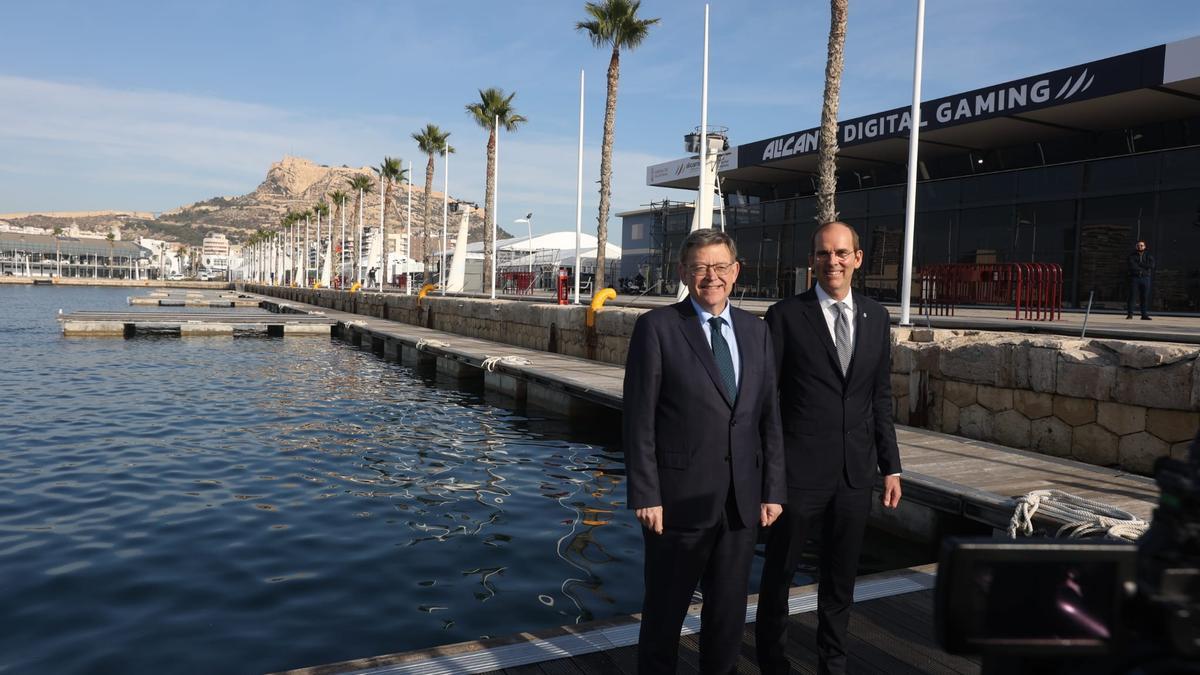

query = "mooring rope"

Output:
[[1007, 489, 1149, 541], [481, 355, 532, 372], [415, 338, 449, 351]]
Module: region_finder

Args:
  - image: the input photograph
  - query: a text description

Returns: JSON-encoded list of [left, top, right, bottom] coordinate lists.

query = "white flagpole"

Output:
[[357, 188, 364, 285], [574, 69, 585, 305], [491, 114, 499, 300], [405, 160, 413, 295], [305, 213, 311, 286], [441, 151, 448, 295], [378, 172, 386, 292], [340, 196, 346, 287], [899, 0, 926, 326], [679, 3, 711, 302], [315, 205, 321, 287]]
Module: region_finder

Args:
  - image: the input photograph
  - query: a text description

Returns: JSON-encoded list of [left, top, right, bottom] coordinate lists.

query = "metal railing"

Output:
[[917, 262, 1062, 321]]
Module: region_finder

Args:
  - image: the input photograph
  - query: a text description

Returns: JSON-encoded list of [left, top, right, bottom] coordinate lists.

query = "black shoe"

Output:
[[1141, 316, 1152, 320], [1125, 315, 1133, 320]]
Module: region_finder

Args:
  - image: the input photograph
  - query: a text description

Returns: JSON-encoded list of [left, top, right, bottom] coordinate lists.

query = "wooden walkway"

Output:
[[276, 565, 980, 675], [127, 289, 260, 307], [58, 309, 336, 336]]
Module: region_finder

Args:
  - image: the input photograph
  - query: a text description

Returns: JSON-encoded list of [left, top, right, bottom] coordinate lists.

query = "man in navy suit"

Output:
[[624, 228, 786, 674], [756, 221, 903, 675]]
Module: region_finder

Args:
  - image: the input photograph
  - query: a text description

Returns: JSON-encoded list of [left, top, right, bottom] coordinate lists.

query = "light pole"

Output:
[[514, 213, 533, 273]]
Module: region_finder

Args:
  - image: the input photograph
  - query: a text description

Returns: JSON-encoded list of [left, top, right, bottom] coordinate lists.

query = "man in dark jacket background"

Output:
[[1127, 240, 1155, 320]]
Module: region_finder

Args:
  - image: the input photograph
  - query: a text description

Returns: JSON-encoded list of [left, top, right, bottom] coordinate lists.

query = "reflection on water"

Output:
[[0, 286, 640, 674]]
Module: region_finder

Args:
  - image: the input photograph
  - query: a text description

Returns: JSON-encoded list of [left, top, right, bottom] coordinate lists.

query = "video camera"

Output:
[[934, 431, 1200, 674]]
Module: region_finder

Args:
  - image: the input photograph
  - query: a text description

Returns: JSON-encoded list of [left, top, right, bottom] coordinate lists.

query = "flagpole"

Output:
[[491, 114, 498, 301], [899, 0, 926, 326], [678, 3, 710, 302], [441, 151, 449, 295], [406, 160, 413, 295], [574, 69, 585, 305]]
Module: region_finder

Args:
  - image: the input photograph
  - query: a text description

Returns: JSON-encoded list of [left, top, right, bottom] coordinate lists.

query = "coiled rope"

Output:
[[414, 338, 449, 351], [481, 355, 533, 372], [1007, 489, 1148, 541]]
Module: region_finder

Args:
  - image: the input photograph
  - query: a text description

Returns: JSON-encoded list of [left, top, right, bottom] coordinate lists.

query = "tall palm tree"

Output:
[[374, 157, 407, 288], [466, 88, 527, 292], [347, 174, 375, 284], [314, 201, 330, 286], [412, 124, 454, 274], [577, 0, 659, 292], [105, 232, 116, 278], [328, 189, 349, 281], [816, 0, 848, 224]]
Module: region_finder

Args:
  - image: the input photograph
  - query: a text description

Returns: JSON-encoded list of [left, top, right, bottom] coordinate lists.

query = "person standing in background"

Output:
[[1127, 240, 1155, 320]]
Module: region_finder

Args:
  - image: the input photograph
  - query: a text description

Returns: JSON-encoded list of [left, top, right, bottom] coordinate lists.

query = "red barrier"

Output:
[[501, 271, 536, 295], [916, 263, 1062, 321]]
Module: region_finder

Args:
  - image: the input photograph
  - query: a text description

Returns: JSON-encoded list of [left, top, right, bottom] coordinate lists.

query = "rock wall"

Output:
[[248, 285, 1199, 474], [891, 328, 1199, 474]]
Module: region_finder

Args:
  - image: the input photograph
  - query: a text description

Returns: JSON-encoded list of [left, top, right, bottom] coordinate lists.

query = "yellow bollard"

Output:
[[587, 288, 617, 328], [417, 283, 437, 307]]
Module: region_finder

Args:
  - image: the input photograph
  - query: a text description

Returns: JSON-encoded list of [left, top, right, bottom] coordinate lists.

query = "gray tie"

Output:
[[833, 301, 852, 375]]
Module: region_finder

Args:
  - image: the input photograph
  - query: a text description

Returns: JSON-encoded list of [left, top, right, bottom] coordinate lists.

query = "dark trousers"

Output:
[[1127, 277, 1151, 318], [756, 478, 872, 675], [637, 500, 754, 674]]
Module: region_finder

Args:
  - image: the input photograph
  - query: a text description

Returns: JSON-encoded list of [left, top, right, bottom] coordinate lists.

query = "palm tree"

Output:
[[105, 232, 116, 278], [347, 174, 375, 284], [328, 189, 349, 283], [816, 0, 848, 224], [412, 124, 454, 274], [374, 157, 407, 289], [466, 88, 527, 292], [314, 200, 330, 286], [577, 0, 659, 292]]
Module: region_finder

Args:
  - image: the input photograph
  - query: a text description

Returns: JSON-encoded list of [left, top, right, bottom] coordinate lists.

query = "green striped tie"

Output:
[[708, 317, 737, 400]]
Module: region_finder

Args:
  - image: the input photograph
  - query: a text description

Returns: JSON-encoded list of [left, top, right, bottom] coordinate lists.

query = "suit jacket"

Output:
[[623, 300, 786, 529], [765, 289, 901, 490]]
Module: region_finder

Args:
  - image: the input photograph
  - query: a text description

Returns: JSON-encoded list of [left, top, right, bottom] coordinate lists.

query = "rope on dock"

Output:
[[481, 355, 533, 372], [1007, 489, 1149, 541], [415, 338, 449, 351]]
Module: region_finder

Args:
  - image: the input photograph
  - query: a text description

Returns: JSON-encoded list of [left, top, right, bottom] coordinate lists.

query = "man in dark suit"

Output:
[[624, 228, 786, 674], [1126, 240, 1155, 320], [756, 221, 903, 675]]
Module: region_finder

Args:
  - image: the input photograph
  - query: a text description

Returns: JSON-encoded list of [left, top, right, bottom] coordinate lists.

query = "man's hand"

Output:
[[636, 506, 664, 534], [760, 503, 783, 527], [881, 475, 902, 509]]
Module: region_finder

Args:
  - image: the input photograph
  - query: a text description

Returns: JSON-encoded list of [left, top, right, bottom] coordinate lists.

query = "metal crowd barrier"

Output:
[[917, 263, 1062, 321]]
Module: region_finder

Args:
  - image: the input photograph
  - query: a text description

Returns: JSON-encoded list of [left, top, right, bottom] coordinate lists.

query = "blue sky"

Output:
[[1, 1, 1197, 243]]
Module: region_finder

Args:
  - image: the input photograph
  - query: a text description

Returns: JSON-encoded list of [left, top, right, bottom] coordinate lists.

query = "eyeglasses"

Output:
[[813, 249, 856, 261], [685, 262, 736, 277]]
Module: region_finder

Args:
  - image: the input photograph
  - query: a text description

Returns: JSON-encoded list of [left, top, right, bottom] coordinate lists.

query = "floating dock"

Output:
[[127, 290, 262, 307], [59, 309, 335, 337]]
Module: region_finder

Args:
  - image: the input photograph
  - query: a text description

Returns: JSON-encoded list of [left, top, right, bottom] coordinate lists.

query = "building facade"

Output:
[[637, 36, 1200, 312]]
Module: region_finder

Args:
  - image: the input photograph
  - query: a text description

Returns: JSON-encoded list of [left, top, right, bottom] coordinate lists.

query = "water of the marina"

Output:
[[0, 285, 932, 674]]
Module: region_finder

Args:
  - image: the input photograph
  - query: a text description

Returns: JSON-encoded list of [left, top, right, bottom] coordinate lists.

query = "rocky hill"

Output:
[[0, 156, 505, 259]]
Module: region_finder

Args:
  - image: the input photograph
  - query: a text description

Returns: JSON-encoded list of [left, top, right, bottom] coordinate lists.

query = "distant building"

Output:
[[637, 35, 1200, 311], [201, 232, 230, 272]]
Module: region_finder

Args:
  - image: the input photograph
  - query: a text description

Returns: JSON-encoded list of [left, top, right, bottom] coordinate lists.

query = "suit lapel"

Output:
[[675, 301, 735, 408], [729, 309, 753, 408], [846, 299, 869, 381], [800, 292, 844, 380]]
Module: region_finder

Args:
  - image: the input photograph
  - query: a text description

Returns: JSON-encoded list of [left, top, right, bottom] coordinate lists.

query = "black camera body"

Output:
[[935, 432, 1200, 674]]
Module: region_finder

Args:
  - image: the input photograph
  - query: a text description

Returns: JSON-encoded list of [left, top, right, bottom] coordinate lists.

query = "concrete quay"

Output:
[[245, 284, 1199, 478], [246, 288, 1160, 540]]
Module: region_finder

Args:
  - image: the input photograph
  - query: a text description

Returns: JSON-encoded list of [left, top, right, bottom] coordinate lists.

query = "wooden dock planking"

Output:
[[59, 309, 336, 337], [274, 566, 980, 675]]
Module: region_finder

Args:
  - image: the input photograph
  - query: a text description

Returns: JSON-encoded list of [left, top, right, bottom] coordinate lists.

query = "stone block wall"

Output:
[[244, 284, 639, 365], [891, 328, 1200, 474]]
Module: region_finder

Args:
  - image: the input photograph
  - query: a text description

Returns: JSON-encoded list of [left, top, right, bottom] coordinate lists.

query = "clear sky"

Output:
[[1, 1, 1197, 243]]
